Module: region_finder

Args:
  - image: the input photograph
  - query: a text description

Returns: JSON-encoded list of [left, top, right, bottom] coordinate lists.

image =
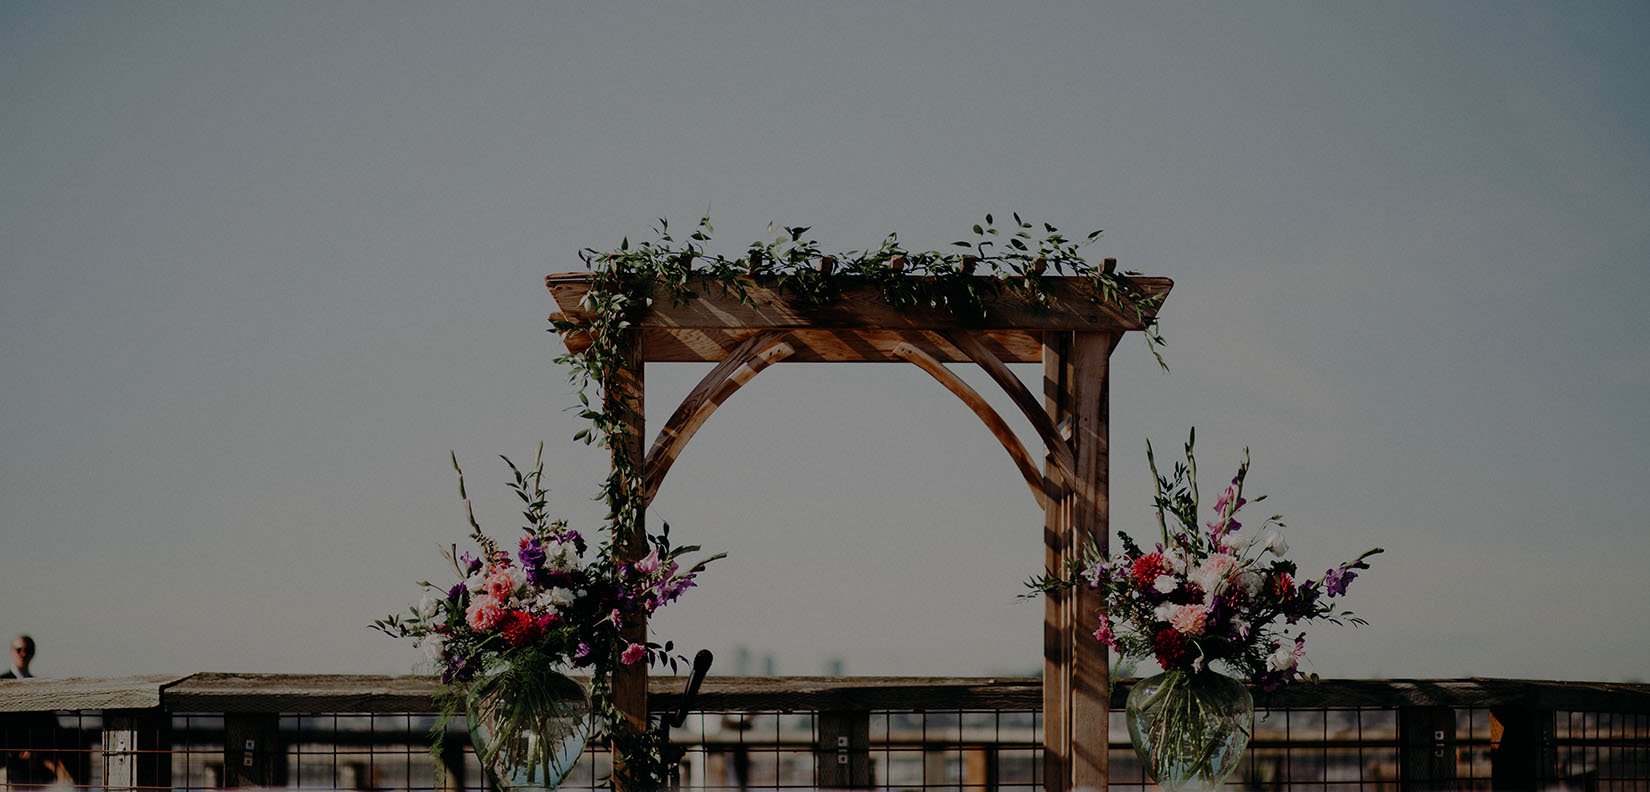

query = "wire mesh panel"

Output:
[[4, 677, 1649, 791]]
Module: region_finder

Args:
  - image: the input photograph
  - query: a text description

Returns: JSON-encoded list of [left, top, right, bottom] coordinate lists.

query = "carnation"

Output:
[[465, 595, 505, 631], [1169, 604, 1209, 636], [620, 642, 648, 665], [499, 610, 540, 647], [1152, 628, 1193, 671]]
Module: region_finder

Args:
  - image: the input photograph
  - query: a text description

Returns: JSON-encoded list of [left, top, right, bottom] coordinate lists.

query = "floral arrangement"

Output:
[[375, 446, 721, 785], [1032, 431, 1381, 688]]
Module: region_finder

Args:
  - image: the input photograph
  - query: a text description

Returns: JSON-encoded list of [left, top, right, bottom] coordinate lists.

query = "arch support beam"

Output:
[[890, 341, 1050, 510], [642, 332, 796, 505], [943, 330, 1075, 478]]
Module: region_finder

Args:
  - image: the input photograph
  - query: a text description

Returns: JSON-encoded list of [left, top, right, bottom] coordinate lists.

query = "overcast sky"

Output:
[[3, 2, 1647, 682]]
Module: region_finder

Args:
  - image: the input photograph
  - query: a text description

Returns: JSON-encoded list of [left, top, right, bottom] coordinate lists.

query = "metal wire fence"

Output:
[[3, 676, 1647, 791]]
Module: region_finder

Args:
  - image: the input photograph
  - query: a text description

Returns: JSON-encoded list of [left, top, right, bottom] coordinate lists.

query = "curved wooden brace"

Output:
[[942, 330, 1075, 481], [890, 341, 1049, 510], [642, 332, 796, 505]]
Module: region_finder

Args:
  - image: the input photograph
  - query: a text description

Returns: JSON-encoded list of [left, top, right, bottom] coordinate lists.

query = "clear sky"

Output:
[[3, 2, 1646, 682]]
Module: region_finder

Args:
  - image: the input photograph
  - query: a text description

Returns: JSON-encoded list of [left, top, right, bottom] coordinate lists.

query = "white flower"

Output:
[[416, 633, 445, 662], [417, 595, 441, 619], [1260, 528, 1289, 556], [545, 541, 577, 571], [465, 569, 487, 593], [534, 587, 576, 610], [504, 565, 528, 596], [1190, 554, 1238, 595], [1234, 570, 1263, 597], [1266, 644, 1299, 672], [1163, 548, 1189, 574], [1153, 574, 1177, 594], [1153, 602, 1177, 622]]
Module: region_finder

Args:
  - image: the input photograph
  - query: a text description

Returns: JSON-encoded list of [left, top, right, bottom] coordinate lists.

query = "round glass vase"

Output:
[[465, 668, 590, 791], [1124, 670, 1253, 791]]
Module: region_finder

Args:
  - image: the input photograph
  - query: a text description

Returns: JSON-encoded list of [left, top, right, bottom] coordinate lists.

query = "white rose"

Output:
[[417, 634, 445, 662], [1266, 645, 1298, 672], [1153, 574, 1177, 594], [417, 595, 441, 619], [1235, 570, 1263, 597], [465, 570, 487, 593]]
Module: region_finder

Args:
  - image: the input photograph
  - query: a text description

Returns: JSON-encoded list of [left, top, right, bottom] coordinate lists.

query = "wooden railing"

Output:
[[4, 675, 1648, 790]]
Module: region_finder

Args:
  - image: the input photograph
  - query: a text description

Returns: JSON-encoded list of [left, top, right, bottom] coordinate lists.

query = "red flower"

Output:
[[499, 610, 539, 647], [1267, 572, 1295, 601], [1152, 628, 1194, 671], [1130, 553, 1170, 588]]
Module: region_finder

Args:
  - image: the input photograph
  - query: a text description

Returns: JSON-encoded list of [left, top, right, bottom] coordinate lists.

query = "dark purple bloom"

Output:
[[1324, 567, 1357, 596], [446, 583, 466, 603], [518, 539, 546, 572], [459, 552, 482, 576]]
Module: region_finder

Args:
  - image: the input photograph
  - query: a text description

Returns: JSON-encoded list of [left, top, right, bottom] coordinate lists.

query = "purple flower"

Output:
[[1324, 567, 1357, 596], [518, 539, 546, 573], [459, 552, 483, 576]]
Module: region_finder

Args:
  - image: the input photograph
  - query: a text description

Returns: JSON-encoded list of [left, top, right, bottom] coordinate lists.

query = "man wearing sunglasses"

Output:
[[3, 636, 33, 679]]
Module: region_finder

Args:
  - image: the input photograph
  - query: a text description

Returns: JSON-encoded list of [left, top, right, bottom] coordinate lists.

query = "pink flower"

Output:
[[1169, 603, 1209, 636], [465, 594, 505, 631], [620, 643, 648, 665], [634, 549, 662, 575], [1092, 614, 1120, 651], [485, 572, 517, 602]]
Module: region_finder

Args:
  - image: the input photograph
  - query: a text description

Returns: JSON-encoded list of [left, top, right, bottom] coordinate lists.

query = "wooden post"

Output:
[[816, 709, 870, 788], [102, 708, 171, 792], [1490, 707, 1556, 790], [609, 330, 650, 790], [1042, 331, 1113, 791], [1397, 706, 1456, 790], [223, 712, 281, 788], [1042, 331, 1073, 791]]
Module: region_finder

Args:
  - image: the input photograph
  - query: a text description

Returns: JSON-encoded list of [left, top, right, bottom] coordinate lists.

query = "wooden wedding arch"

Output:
[[548, 271, 1171, 791]]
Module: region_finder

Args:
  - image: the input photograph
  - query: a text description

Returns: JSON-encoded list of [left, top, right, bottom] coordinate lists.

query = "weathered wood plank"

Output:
[[609, 331, 648, 792], [0, 675, 186, 712], [1066, 332, 1112, 791], [548, 275, 1172, 339], [223, 712, 281, 788], [102, 708, 171, 792], [1041, 332, 1073, 792], [161, 673, 442, 712], [613, 327, 1050, 363], [816, 709, 871, 788]]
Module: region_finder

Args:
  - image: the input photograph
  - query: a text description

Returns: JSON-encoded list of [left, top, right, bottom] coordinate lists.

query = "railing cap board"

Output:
[[163, 673, 443, 713], [4, 675, 1647, 714], [0, 675, 187, 712]]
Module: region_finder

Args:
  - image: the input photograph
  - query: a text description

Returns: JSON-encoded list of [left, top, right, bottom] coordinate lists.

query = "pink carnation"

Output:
[[485, 571, 517, 602], [1169, 603, 1209, 636], [620, 643, 648, 665], [465, 594, 505, 631]]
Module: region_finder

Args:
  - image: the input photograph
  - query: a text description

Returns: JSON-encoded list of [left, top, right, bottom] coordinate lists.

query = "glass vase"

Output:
[[1125, 670, 1253, 791], [466, 668, 590, 790]]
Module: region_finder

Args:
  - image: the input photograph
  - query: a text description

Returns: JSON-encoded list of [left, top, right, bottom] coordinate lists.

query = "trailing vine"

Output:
[[550, 213, 1167, 788]]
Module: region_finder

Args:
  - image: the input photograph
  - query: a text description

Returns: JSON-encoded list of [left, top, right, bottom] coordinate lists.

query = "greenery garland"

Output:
[[551, 213, 1167, 788]]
